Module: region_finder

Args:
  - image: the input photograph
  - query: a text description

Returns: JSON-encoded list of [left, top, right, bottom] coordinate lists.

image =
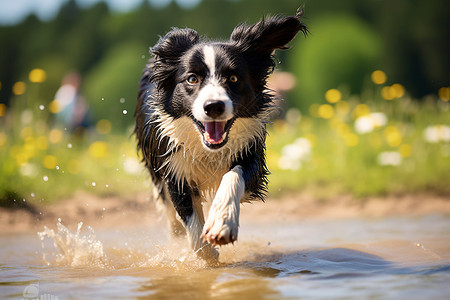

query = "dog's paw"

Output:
[[201, 216, 238, 246]]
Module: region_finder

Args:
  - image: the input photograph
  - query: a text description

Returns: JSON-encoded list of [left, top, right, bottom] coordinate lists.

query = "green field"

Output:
[[1, 70, 449, 206]]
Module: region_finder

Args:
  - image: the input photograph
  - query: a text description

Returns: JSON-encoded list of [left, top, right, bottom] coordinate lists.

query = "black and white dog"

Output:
[[135, 10, 307, 261]]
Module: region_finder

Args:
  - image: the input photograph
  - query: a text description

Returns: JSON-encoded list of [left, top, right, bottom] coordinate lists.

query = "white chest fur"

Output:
[[153, 114, 265, 195]]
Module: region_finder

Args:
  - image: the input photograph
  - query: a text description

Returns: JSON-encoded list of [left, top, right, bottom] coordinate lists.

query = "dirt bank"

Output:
[[1, 191, 449, 234]]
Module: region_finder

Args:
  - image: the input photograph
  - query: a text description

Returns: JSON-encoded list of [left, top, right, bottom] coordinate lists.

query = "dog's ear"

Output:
[[230, 14, 307, 57], [152, 28, 199, 61], [150, 28, 199, 90], [230, 12, 307, 91]]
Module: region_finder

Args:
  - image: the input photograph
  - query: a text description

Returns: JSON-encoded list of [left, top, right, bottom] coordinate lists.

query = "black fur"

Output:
[[135, 12, 307, 257]]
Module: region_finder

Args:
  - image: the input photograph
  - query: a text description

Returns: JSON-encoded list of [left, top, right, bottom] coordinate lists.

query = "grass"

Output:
[[267, 81, 450, 198], [0, 129, 150, 206], [1, 70, 449, 206]]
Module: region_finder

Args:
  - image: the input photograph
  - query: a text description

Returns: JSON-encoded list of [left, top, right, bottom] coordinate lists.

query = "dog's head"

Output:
[[150, 13, 307, 150]]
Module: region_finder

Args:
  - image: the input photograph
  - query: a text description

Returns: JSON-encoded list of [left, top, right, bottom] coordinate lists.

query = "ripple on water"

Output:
[[0, 216, 448, 299]]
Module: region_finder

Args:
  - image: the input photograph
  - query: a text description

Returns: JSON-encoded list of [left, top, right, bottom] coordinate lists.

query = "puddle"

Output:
[[1, 214, 449, 299]]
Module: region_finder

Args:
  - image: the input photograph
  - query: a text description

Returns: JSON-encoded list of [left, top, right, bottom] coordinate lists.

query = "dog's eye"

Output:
[[229, 75, 238, 83], [187, 75, 198, 85]]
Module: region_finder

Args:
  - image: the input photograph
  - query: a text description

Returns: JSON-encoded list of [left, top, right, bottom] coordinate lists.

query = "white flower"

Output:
[[424, 125, 450, 143], [278, 156, 302, 171], [354, 112, 387, 134], [123, 157, 143, 174], [278, 138, 311, 170], [285, 108, 302, 125], [20, 163, 38, 177], [377, 151, 402, 166]]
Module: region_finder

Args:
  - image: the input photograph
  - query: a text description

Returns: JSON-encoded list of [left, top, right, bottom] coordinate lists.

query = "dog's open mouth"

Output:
[[196, 120, 234, 149], [203, 121, 226, 144]]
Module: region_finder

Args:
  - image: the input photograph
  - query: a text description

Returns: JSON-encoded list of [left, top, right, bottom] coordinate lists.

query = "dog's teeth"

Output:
[[203, 121, 226, 144]]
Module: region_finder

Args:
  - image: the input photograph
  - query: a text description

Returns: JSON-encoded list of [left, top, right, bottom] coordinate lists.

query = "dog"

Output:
[[135, 9, 307, 261]]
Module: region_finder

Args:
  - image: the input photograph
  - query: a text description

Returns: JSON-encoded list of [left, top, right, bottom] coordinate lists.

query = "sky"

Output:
[[0, 0, 202, 25]]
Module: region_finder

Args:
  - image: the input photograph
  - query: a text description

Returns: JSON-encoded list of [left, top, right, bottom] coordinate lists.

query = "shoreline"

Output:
[[1, 191, 449, 234]]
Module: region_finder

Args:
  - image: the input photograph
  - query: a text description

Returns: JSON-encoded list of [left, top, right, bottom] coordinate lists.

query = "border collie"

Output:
[[135, 9, 307, 261]]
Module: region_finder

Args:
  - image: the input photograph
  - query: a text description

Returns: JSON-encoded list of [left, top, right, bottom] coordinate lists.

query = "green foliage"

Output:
[[1, 72, 449, 204], [289, 14, 382, 111], [0, 111, 148, 205], [1, 0, 448, 128], [267, 95, 450, 198], [83, 43, 146, 132], [0, 0, 449, 203]]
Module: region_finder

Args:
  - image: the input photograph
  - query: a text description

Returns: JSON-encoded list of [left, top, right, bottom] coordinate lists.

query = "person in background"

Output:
[[53, 71, 92, 134]]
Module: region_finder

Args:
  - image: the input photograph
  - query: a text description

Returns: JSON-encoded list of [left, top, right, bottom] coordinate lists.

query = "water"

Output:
[[1, 214, 449, 299]]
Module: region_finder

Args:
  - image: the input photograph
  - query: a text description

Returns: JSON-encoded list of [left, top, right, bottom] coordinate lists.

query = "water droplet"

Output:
[[101, 97, 105, 101], [31, 193, 35, 197], [92, 182, 96, 187], [120, 98, 125, 103], [105, 184, 109, 188], [122, 109, 128, 115], [67, 143, 72, 148], [39, 105, 45, 110], [56, 166, 60, 170], [43, 175, 49, 182]]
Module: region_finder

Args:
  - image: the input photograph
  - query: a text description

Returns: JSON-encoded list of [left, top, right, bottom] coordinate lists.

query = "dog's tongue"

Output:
[[203, 121, 226, 144]]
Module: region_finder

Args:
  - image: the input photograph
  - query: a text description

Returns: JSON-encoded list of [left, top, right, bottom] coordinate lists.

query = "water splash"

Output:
[[38, 222, 106, 267], [37, 222, 209, 271]]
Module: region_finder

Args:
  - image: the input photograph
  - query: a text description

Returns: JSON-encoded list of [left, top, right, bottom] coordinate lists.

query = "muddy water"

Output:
[[1, 214, 449, 299]]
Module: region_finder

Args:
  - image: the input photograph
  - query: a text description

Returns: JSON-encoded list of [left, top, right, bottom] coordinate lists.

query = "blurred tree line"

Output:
[[0, 0, 448, 131]]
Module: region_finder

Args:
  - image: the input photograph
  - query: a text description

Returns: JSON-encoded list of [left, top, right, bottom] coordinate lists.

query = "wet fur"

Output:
[[135, 12, 307, 261]]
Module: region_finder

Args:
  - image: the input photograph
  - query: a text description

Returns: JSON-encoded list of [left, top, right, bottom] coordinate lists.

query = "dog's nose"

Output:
[[203, 100, 225, 119]]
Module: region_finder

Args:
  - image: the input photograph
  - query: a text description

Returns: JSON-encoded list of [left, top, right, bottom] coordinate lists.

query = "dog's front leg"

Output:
[[166, 179, 218, 261], [202, 166, 246, 246]]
